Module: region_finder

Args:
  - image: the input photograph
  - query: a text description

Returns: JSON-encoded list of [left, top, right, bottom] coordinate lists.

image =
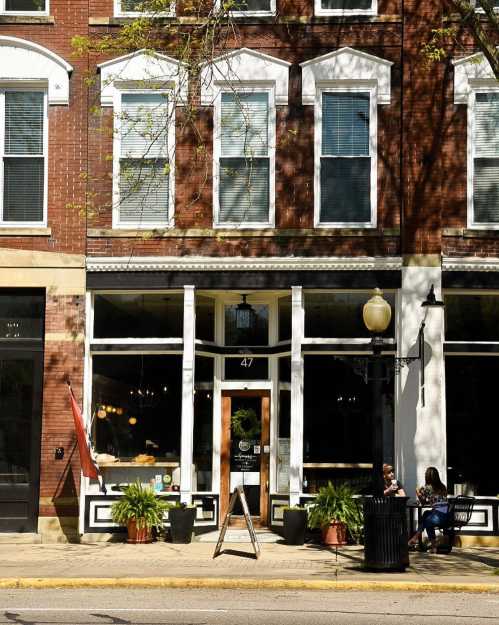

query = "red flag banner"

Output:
[[68, 385, 99, 480]]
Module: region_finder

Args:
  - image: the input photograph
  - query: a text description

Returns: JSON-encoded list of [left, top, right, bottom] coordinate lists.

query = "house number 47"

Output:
[[241, 358, 253, 368]]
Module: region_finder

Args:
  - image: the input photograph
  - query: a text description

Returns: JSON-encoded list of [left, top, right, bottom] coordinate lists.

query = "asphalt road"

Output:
[[0, 588, 498, 625]]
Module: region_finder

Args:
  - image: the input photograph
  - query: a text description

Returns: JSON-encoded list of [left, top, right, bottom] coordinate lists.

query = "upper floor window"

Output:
[[317, 88, 376, 227], [470, 91, 499, 226], [0, 90, 46, 226], [214, 90, 274, 228], [114, 0, 174, 16], [216, 0, 274, 15], [315, 0, 377, 16], [114, 91, 173, 228], [1, 0, 47, 13], [473, 0, 499, 10]]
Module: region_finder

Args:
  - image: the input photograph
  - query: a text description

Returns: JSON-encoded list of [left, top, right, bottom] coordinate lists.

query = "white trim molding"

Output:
[[314, 0, 377, 17], [98, 49, 188, 107], [443, 257, 499, 272], [452, 48, 499, 105], [0, 36, 72, 106], [200, 48, 291, 106], [87, 255, 402, 273], [0, 0, 49, 15], [300, 47, 393, 106]]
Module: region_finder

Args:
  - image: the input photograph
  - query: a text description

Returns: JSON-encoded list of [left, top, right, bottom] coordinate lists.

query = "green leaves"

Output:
[[307, 482, 363, 538], [111, 479, 170, 530]]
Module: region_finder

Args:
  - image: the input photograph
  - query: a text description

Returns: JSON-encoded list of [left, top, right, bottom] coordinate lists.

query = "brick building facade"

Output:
[[0, 0, 498, 543]]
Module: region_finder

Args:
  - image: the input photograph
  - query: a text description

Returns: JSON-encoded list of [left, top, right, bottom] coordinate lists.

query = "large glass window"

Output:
[[92, 355, 182, 462], [446, 357, 499, 496], [303, 356, 394, 493], [194, 356, 213, 492], [224, 303, 269, 345], [3, 1, 46, 12], [115, 0, 174, 15], [316, 0, 375, 13], [216, 92, 272, 226], [1, 91, 46, 224], [0, 291, 44, 339], [93, 293, 183, 339], [305, 292, 395, 338], [471, 92, 499, 225], [445, 294, 499, 341], [318, 91, 374, 225], [278, 295, 291, 342], [196, 295, 215, 342]]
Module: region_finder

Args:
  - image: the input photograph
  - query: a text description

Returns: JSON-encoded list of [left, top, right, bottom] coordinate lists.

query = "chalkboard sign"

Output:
[[213, 486, 261, 559]]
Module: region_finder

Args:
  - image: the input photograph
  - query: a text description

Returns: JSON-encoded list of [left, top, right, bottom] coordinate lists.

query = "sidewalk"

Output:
[[1, 536, 498, 592]]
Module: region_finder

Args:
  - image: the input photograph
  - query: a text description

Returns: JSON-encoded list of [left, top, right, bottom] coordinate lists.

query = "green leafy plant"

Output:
[[307, 482, 363, 538], [167, 501, 196, 510], [231, 408, 261, 439], [111, 480, 169, 530]]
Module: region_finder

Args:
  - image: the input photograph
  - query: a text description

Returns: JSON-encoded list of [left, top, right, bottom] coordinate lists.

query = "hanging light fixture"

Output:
[[235, 294, 255, 331]]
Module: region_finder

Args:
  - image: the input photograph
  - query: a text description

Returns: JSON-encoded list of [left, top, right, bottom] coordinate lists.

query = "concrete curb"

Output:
[[0, 578, 498, 593]]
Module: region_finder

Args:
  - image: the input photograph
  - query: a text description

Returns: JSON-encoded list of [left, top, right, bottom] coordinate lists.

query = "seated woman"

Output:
[[383, 464, 406, 497], [408, 466, 449, 553]]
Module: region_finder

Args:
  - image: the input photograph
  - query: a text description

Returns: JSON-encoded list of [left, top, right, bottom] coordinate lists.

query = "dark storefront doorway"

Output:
[[0, 291, 44, 532]]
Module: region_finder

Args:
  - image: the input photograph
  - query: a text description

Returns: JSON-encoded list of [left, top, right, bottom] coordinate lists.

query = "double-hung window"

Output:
[[1, 90, 46, 225], [216, 0, 274, 15], [315, 0, 376, 16], [0, 0, 47, 13], [215, 91, 274, 227], [470, 91, 499, 226], [317, 89, 375, 227], [114, 0, 174, 16], [115, 92, 173, 228]]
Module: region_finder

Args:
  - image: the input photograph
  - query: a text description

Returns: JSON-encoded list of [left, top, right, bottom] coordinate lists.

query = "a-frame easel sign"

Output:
[[213, 486, 261, 559]]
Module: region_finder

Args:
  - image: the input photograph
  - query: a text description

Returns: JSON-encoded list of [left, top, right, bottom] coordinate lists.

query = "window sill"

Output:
[[0, 227, 51, 236], [444, 228, 499, 238], [88, 227, 399, 238], [0, 15, 54, 24], [90, 16, 174, 25]]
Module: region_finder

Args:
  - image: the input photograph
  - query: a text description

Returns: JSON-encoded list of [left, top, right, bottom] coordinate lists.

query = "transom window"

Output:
[[114, 92, 173, 228], [215, 91, 274, 227], [315, 0, 376, 15], [0, 90, 46, 225], [470, 92, 499, 226], [0, 0, 47, 13], [114, 0, 174, 16], [317, 90, 376, 227]]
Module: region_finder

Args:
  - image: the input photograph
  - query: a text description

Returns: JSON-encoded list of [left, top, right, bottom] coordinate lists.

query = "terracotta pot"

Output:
[[127, 518, 153, 544], [321, 521, 347, 546]]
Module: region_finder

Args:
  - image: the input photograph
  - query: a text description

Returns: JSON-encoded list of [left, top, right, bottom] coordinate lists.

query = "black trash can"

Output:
[[363, 496, 409, 571]]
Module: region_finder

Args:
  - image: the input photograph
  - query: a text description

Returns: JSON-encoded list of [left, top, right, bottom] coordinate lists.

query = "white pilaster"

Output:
[[395, 265, 446, 498], [180, 285, 195, 504], [289, 286, 304, 505]]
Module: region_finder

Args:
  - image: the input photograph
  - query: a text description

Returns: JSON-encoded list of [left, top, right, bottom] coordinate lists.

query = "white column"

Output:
[[180, 285, 195, 504], [289, 286, 304, 506], [395, 264, 446, 499]]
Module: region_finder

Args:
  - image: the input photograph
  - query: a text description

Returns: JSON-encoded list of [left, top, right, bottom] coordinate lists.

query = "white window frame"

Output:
[[0, 0, 48, 15], [473, 0, 499, 13], [112, 88, 175, 230], [315, 0, 377, 17], [314, 83, 377, 229], [114, 0, 175, 17], [467, 85, 499, 229], [0, 86, 48, 227], [214, 0, 275, 17], [213, 84, 276, 229]]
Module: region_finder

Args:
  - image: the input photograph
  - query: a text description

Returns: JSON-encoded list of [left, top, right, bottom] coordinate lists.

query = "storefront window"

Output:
[[196, 295, 215, 342], [278, 356, 291, 383], [224, 357, 269, 380], [278, 295, 291, 341], [304, 292, 395, 338], [303, 356, 394, 493], [194, 356, 214, 492], [446, 357, 498, 496], [92, 355, 182, 461], [0, 291, 44, 339], [224, 303, 269, 345], [445, 294, 499, 341], [93, 293, 183, 339]]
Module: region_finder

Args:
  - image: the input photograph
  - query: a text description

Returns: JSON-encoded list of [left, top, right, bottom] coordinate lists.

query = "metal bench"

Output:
[[437, 495, 475, 554]]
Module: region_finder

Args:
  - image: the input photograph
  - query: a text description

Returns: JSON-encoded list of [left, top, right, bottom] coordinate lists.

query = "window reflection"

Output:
[[224, 304, 269, 345]]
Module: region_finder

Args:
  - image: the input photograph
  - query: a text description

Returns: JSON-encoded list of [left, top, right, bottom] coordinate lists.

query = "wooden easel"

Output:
[[213, 486, 261, 559]]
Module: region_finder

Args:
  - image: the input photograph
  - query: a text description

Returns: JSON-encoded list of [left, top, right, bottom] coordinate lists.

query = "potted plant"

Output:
[[307, 482, 362, 546], [111, 480, 169, 544], [282, 506, 308, 545], [167, 501, 197, 544]]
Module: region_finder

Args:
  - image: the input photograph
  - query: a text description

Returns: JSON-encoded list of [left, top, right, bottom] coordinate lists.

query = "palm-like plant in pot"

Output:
[[111, 480, 169, 544], [307, 482, 362, 546]]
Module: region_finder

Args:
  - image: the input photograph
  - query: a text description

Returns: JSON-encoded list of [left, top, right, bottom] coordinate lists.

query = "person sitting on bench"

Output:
[[408, 467, 449, 553]]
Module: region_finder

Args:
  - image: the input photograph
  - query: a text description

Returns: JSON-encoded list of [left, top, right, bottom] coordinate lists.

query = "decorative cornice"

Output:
[[443, 257, 499, 272], [87, 256, 402, 273]]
